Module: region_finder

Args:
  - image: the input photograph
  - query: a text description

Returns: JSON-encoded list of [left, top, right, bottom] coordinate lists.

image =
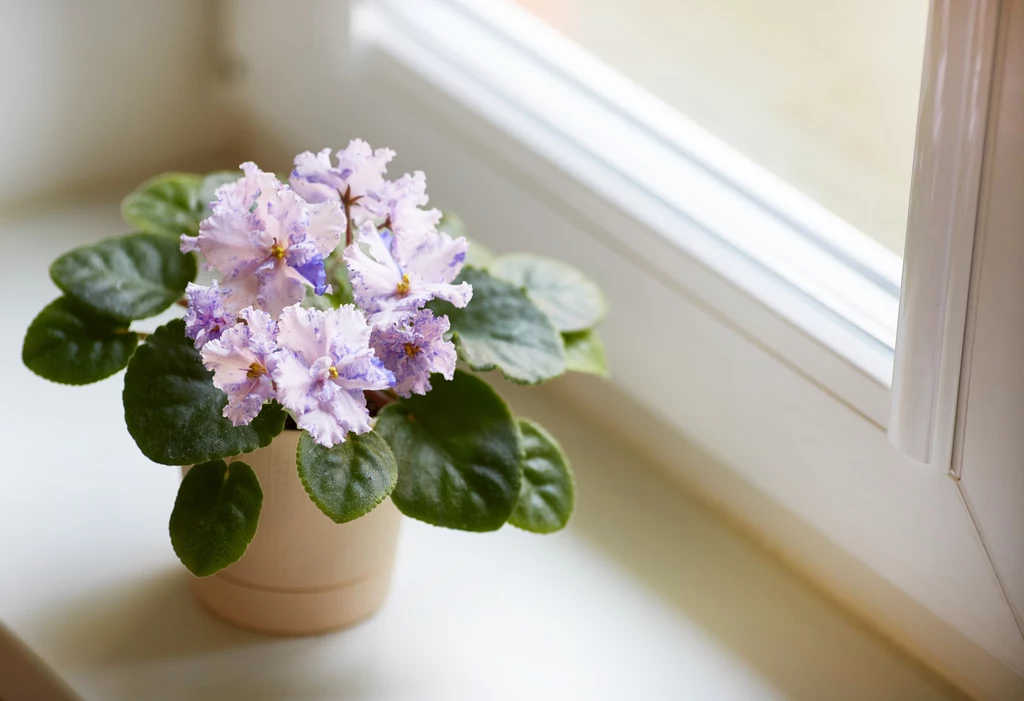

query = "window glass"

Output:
[[512, 0, 929, 255]]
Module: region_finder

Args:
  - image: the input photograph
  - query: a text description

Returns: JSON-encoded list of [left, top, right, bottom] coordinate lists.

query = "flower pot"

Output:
[[184, 430, 403, 636]]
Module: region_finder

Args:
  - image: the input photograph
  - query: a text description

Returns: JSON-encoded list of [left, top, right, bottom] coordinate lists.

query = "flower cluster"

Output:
[[181, 141, 472, 446]]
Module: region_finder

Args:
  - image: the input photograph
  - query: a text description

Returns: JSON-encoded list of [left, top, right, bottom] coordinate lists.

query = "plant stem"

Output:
[[365, 389, 398, 414], [342, 185, 353, 248]]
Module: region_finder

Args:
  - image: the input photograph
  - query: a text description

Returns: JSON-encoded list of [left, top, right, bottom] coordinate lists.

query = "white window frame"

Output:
[[359, 0, 901, 425], [223, 1, 1024, 698]]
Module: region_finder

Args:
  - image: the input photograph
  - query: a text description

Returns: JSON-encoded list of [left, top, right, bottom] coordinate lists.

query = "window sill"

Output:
[[220, 2, 1024, 697], [0, 197, 972, 701]]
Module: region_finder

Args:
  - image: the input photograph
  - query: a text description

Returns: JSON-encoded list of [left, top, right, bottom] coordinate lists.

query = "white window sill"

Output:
[[0, 199, 965, 701]]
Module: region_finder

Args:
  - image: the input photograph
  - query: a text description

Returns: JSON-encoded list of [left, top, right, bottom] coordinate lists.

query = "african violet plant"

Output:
[[21, 140, 607, 577]]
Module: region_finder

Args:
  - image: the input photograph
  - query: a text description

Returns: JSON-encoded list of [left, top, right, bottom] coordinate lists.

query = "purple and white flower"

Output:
[[289, 141, 395, 216], [370, 309, 456, 398], [183, 281, 235, 349], [271, 304, 395, 447], [200, 307, 279, 426], [181, 162, 346, 316], [344, 222, 472, 328], [358, 171, 441, 240]]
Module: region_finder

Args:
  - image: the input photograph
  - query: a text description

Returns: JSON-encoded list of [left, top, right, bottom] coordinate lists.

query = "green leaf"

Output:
[[123, 319, 286, 465], [301, 291, 336, 311], [198, 170, 241, 219], [170, 459, 262, 577], [22, 297, 138, 385], [325, 254, 354, 306], [431, 267, 566, 385], [509, 419, 575, 533], [122, 172, 204, 237], [562, 329, 609, 376], [296, 431, 398, 523], [49, 232, 197, 322], [375, 370, 522, 531], [489, 253, 606, 332]]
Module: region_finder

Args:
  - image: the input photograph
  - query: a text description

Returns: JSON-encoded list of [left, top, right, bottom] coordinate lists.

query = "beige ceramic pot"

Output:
[[184, 430, 403, 636]]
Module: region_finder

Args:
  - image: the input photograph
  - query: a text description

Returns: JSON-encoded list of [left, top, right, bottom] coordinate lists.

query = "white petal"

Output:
[[344, 237, 403, 310], [416, 280, 473, 309], [401, 230, 469, 284], [306, 200, 346, 256], [276, 305, 330, 364], [201, 334, 256, 389], [332, 348, 394, 391], [219, 272, 261, 313], [256, 262, 307, 317], [271, 350, 318, 415], [196, 210, 264, 278]]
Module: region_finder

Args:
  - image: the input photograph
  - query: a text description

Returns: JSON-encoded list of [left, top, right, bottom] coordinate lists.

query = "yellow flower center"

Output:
[[270, 244, 286, 259], [246, 361, 267, 379], [404, 343, 421, 357], [395, 273, 411, 296], [328, 366, 339, 379]]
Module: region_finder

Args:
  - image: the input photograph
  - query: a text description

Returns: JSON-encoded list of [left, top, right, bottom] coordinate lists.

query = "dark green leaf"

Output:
[[121, 172, 204, 237], [296, 431, 398, 523], [123, 320, 286, 465], [22, 297, 138, 385], [490, 253, 606, 332], [49, 232, 197, 322], [509, 419, 575, 533], [170, 459, 262, 577], [375, 370, 522, 531], [562, 329, 609, 376], [198, 170, 241, 219], [430, 267, 566, 385]]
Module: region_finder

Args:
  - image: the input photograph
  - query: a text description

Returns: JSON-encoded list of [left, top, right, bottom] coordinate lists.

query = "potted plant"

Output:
[[21, 140, 608, 635]]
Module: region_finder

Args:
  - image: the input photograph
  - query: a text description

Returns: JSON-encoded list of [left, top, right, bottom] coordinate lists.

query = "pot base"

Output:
[[183, 431, 403, 636], [192, 563, 396, 636]]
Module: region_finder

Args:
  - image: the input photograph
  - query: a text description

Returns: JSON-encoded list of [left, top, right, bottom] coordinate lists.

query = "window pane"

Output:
[[512, 0, 929, 255]]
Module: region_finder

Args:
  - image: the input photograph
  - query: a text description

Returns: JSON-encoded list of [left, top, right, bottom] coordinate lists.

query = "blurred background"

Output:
[[0, 0, 926, 254], [0, 1, 231, 213], [9, 2, 1019, 700]]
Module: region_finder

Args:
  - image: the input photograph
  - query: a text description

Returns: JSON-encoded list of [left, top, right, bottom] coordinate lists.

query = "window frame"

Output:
[[223, 1, 1024, 698], [359, 0, 900, 425]]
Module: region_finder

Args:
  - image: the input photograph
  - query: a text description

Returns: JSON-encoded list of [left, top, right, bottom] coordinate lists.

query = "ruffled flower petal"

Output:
[[288, 149, 341, 204], [219, 271, 261, 314], [216, 161, 281, 217], [360, 171, 441, 240], [185, 162, 348, 316], [183, 281, 235, 349], [272, 304, 395, 447], [344, 223, 405, 314], [343, 221, 472, 327], [371, 309, 456, 397], [289, 140, 395, 209], [306, 200, 346, 256], [182, 209, 263, 279], [397, 227, 469, 284], [255, 261, 308, 317], [275, 304, 332, 363], [200, 307, 278, 426]]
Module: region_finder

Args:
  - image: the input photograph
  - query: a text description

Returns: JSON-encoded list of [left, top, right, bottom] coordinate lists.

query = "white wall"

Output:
[[0, 0, 227, 209]]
